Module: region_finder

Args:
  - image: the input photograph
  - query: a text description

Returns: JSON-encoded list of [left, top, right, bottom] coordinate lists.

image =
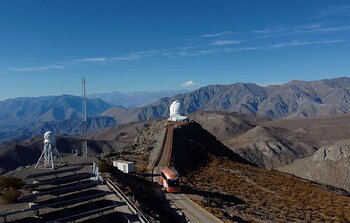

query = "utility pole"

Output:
[[81, 76, 88, 157]]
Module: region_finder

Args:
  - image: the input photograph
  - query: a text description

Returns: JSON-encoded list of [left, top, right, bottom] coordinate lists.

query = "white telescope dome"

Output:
[[169, 100, 184, 116], [44, 131, 56, 144]]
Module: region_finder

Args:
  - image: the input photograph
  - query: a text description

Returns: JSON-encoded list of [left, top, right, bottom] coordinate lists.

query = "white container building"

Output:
[[113, 160, 135, 173]]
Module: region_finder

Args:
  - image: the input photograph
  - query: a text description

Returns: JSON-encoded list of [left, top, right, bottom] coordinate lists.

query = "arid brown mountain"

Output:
[[0, 95, 112, 132], [0, 95, 113, 145], [103, 77, 350, 123], [0, 116, 116, 145], [188, 110, 268, 140], [220, 113, 350, 168], [277, 140, 350, 192], [223, 125, 315, 168], [89, 90, 188, 108], [264, 114, 350, 147]]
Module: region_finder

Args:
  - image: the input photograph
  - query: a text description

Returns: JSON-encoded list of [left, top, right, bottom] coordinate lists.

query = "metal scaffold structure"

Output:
[[35, 131, 63, 169], [81, 76, 88, 157]]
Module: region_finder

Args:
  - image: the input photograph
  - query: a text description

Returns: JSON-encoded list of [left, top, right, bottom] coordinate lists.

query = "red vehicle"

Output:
[[160, 168, 180, 193]]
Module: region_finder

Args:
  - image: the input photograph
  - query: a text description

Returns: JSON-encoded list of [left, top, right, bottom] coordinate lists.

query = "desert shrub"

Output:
[[1, 189, 22, 204], [0, 176, 25, 190], [98, 160, 113, 173]]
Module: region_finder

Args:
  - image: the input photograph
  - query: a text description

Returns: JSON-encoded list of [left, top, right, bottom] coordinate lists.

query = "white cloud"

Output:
[[112, 50, 163, 61], [271, 39, 345, 48], [315, 26, 350, 32], [181, 80, 195, 87], [72, 57, 107, 63], [211, 40, 240, 46], [200, 31, 233, 38], [254, 23, 350, 39], [316, 5, 350, 18], [8, 65, 64, 72], [252, 29, 273, 34]]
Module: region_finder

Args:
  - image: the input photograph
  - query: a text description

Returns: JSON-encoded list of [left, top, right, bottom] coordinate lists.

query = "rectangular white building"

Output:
[[113, 160, 135, 173]]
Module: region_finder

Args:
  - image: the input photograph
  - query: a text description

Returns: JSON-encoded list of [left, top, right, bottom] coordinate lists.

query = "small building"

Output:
[[113, 160, 135, 173]]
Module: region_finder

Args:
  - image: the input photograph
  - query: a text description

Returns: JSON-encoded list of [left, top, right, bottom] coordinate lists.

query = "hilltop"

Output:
[[167, 121, 350, 222]]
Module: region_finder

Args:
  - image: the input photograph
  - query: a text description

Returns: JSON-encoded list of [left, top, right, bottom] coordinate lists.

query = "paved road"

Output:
[[153, 122, 223, 223], [158, 124, 174, 167], [153, 124, 174, 184], [166, 193, 223, 223]]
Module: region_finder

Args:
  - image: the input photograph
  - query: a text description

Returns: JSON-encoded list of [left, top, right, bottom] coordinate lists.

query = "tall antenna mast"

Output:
[[81, 76, 88, 157]]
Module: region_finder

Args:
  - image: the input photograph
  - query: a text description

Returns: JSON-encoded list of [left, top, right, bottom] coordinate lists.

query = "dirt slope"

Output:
[[169, 121, 350, 222], [188, 110, 268, 141], [264, 114, 350, 147], [223, 125, 315, 168], [277, 139, 350, 192]]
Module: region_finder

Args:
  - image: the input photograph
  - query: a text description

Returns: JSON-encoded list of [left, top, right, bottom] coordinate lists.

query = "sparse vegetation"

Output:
[[0, 176, 25, 204], [1, 189, 22, 204], [0, 176, 25, 190], [181, 155, 350, 222], [97, 159, 113, 173]]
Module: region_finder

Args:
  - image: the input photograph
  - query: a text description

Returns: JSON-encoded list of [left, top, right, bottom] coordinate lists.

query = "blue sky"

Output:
[[0, 0, 350, 100]]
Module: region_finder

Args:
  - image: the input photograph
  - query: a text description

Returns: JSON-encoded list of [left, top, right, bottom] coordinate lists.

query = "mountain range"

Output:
[[103, 77, 350, 123], [0, 95, 113, 144], [1, 77, 350, 146], [0, 95, 111, 131], [88, 90, 188, 108]]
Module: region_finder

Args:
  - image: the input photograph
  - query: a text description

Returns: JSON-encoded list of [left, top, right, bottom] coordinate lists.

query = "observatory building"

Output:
[[35, 131, 63, 169], [168, 100, 189, 122]]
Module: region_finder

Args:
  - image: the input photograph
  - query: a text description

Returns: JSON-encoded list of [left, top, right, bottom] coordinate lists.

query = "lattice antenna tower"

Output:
[[35, 131, 63, 169], [81, 76, 88, 157]]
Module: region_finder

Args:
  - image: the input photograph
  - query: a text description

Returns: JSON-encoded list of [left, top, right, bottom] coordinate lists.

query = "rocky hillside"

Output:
[[188, 110, 268, 141], [277, 139, 350, 192], [223, 126, 316, 168], [103, 77, 350, 123], [167, 121, 350, 222], [171, 121, 253, 175]]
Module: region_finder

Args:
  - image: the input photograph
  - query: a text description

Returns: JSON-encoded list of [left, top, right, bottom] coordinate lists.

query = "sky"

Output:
[[0, 0, 350, 100]]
